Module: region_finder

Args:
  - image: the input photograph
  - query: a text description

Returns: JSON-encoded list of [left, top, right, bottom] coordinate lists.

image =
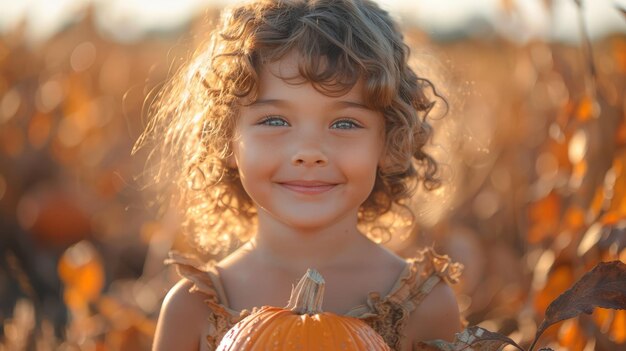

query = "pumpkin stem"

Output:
[[286, 268, 325, 315]]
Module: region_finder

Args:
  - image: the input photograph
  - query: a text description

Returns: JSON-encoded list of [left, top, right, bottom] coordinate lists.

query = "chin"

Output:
[[280, 213, 355, 232]]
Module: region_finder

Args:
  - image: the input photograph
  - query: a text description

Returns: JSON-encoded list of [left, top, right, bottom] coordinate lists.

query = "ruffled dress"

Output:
[[166, 248, 463, 351]]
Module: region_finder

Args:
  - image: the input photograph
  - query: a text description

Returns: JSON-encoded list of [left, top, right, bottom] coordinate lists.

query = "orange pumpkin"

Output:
[[217, 269, 390, 351]]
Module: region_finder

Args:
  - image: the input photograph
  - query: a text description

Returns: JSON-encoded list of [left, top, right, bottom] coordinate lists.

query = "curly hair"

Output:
[[135, 0, 443, 254]]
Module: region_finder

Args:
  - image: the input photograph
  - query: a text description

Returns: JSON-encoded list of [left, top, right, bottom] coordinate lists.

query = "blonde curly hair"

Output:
[[135, 0, 443, 254]]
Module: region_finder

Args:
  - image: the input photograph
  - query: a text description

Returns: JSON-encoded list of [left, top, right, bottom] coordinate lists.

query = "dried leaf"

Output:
[[414, 340, 454, 351], [534, 265, 574, 316], [533, 261, 626, 347], [415, 326, 523, 351], [458, 326, 524, 351]]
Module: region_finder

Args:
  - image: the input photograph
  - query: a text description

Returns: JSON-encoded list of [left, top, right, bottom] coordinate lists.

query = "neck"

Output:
[[250, 210, 366, 274]]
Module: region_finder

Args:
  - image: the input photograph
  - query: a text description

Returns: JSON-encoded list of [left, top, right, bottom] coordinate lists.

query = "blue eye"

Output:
[[331, 119, 361, 129], [259, 116, 289, 127]]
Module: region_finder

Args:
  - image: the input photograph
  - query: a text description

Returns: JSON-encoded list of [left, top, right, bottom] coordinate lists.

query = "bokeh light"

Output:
[[1, 1, 625, 350]]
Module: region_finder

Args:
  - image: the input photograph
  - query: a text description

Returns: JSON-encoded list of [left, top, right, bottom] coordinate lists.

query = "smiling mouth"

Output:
[[278, 181, 338, 195]]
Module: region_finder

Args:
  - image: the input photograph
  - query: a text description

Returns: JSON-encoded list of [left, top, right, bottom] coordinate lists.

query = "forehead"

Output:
[[255, 52, 366, 102]]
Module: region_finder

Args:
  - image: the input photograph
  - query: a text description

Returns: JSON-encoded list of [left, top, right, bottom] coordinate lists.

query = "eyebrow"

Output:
[[249, 98, 373, 110]]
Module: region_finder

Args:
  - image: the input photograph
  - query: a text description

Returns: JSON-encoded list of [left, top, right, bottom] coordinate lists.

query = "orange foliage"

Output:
[[575, 95, 595, 121], [57, 241, 105, 310], [558, 319, 587, 351], [534, 265, 574, 317], [1, 3, 625, 351], [611, 310, 626, 343], [528, 192, 560, 244]]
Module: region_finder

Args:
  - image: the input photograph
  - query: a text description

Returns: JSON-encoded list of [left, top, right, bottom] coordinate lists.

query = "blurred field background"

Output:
[[1, 0, 625, 350]]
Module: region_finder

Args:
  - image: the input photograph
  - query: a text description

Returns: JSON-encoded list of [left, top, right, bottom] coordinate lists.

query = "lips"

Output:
[[278, 180, 338, 195]]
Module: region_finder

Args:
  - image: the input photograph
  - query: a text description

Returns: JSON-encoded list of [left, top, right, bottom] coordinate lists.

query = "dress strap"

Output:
[[165, 251, 230, 306], [165, 251, 244, 348], [347, 247, 463, 350], [400, 247, 463, 312]]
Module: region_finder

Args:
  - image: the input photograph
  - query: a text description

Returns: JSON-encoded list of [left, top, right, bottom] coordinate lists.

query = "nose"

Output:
[[291, 147, 328, 166], [290, 123, 328, 166]]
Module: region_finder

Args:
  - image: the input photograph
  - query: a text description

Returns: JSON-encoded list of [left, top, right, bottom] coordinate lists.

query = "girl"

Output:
[[140, 0, 463, 350]]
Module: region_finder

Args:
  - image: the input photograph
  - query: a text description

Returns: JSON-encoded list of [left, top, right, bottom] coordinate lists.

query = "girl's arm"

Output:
[[406, 281, 462, 346], [152, 279, 208, 351]]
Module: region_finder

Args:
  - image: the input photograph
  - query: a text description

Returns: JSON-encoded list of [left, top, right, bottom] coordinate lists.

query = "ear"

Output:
[[377, 145, 388, 170], [227, 126, 241, 169], [226, 147, 238, 169]]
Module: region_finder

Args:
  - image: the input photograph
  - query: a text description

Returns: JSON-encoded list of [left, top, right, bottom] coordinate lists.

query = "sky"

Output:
[[0, 0, 625, 44]]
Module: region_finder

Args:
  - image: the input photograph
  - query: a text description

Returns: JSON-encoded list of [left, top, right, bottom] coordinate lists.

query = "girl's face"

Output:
[[232, 53, 385, 231]]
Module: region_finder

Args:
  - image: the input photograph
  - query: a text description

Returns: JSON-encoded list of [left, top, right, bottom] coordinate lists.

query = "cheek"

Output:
[[343, 155, 379, 205], [339, 146, 380, 181], [233, 137, 276, 177], [376, 130, 387, 168]]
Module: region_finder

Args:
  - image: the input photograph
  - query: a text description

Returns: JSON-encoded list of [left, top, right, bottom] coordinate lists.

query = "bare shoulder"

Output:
[[358, 237, 407, 271], [354, 240, 407, 289], [152, 279, 210, 351], [405, 281, 461, 344]]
